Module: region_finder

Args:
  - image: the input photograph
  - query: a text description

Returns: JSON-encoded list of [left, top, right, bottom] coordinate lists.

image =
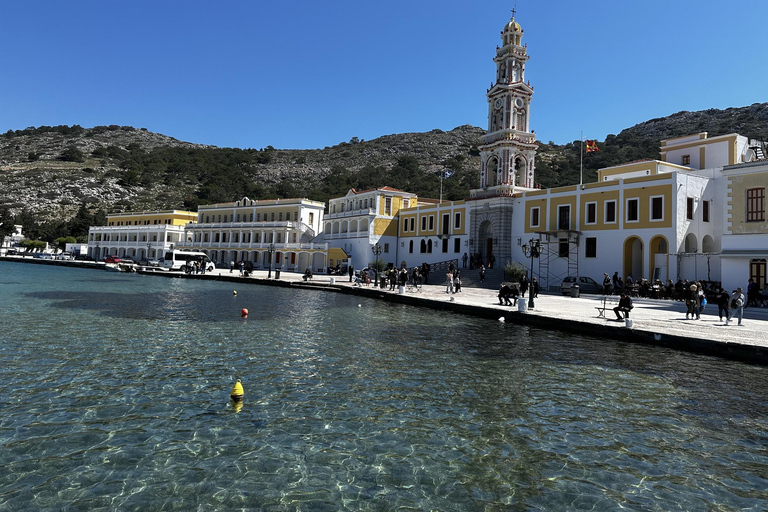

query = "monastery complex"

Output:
[[86, 13, 768, 292]]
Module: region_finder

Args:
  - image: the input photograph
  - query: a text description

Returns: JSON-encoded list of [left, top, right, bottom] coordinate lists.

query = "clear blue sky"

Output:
[[2, 1, 764, 150]]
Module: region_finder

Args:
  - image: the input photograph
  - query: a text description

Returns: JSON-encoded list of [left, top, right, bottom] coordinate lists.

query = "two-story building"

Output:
[[181, 196, 327, 272], [323, 187, 417, 271], [88, 210, 197, 261]]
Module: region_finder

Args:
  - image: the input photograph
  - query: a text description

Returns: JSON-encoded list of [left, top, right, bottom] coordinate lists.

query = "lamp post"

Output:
[[267, 243, 275, 279], [371, 242, 382, 285], [521, 238, 540, 309], [95, 240, 100, 261], [146, 241, 151, 260]]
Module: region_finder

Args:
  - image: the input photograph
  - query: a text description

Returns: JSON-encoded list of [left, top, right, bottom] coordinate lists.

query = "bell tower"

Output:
[[469, 11, 539, 270], [477, 12, 538, 192]]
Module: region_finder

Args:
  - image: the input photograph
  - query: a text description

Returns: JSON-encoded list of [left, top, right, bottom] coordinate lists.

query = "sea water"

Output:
[[1, 262, 767, 510]]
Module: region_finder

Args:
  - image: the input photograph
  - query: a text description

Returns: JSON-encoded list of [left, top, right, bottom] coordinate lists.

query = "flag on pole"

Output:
[[440, 170, 455, 178], [586, 140, 599, 153]]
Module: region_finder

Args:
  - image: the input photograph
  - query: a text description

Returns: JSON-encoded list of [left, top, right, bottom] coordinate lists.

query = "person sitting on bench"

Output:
[[614, 293, 633, 320]]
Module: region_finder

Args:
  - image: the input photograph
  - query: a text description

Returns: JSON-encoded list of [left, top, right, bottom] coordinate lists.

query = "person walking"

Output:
[[603, 273, 612, 296], [462, 252, 468, 268], [479, 265, 485, 283], [531, 277, 539, 298], [725, 287, 745, 326], [349, 265, 354, 282], [519, 274, 529, 298], [445, 271, 454, 294], [684, 283, 699, 320], [715, 287, 729, 322]]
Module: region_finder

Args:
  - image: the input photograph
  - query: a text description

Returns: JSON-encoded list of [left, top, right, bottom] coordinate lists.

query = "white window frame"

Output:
[[557, 204, 571, 230], [650, 195, 664, 222], [626, 198, 640, 223], [604, 200, 617, 224], [530, 206, 540, 228], [585, 202, 597, 225]]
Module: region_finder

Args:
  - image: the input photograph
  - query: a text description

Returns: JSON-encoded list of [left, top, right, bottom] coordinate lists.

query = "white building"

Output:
[[87, 210, 197, 261], [1, 225, 24, 255], [182, 196, 327, 273], [324, 187, 417, 272]]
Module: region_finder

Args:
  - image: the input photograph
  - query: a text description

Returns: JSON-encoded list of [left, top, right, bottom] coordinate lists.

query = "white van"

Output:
[[162, 250, 215, 272]]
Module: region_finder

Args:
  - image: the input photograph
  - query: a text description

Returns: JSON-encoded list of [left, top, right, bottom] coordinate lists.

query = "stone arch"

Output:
[[623, 236, 644, 280], [649, 235, 669, 281], [513, 155, 527, 187], [702, 234, 716, 253], [684, 233, 698, 253], [486, 156, 499, 188]]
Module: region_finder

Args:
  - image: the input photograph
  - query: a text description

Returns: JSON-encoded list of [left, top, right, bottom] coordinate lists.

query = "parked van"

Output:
[[162, 250, 215, 272]]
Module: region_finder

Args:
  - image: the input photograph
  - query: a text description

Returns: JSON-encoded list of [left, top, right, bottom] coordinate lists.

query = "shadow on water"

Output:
[[24, 289, 228, 322]]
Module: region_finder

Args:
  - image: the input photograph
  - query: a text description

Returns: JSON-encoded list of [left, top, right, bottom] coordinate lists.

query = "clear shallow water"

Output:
[[1, 262, 767, 511]]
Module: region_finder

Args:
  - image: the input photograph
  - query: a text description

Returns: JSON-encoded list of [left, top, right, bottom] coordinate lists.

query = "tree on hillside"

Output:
[[0, 208, 15, 238], [59, 146, 85, 162]]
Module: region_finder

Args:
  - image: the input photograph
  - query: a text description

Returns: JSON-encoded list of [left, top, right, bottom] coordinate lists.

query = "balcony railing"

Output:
[[178, 242, 329, 251], [325, 208, 375, 219]]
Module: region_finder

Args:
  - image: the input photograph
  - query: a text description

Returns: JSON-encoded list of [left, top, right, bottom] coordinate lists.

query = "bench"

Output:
[[595, 296, 619, 318]]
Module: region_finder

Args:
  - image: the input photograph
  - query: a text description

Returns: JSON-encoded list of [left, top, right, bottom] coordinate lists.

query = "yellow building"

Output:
[[88, 210, 197, 260], [324, 187, 417, 271]]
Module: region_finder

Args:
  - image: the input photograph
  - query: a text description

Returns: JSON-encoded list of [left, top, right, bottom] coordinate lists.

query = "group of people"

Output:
[[465, 253, 495, 270], [684, 282, 746, 325], [445, 268, 462, 294], [497, 274, 538, 306], [229, 260, 254, 277], [184, 258, 209, 274]]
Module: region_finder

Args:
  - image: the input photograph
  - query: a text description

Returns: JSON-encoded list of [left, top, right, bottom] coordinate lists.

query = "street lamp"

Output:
[[95, 240, 100, 261], [146, 241, 151, 259], [371, 242, 382, 285], [522, 238, 541, 309], [267, 243, 275, 279]]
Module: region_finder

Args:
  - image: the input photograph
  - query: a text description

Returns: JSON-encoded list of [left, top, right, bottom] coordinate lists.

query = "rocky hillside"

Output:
[[1, 102, 766, 241]]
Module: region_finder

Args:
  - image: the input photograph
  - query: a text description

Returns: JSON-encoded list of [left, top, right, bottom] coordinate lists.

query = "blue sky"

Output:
[[1, 1, 764, 150]]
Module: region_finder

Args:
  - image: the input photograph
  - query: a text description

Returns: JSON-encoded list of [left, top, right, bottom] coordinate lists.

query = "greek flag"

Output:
[[441, 170, 455, 179]]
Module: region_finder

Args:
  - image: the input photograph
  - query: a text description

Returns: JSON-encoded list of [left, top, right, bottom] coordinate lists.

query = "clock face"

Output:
[[494, 98, 503, 109]]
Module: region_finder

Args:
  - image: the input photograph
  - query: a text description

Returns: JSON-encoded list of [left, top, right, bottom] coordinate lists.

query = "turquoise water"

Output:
[[1, 262, 767, 511]]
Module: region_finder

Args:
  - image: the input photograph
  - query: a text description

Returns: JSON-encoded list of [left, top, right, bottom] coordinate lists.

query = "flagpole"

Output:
[[439, 172, 443, 203], [579, 131, 584, 186]]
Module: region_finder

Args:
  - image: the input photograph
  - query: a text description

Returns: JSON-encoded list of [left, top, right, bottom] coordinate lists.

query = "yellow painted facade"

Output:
[[397, 203, 468, 238], [107, 210, 197, 227], [522, 175, 674, 233], [621, 183, 674, 230], [727, 172, 768, 234]]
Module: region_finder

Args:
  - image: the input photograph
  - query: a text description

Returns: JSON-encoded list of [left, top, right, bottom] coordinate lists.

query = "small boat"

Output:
[[104, 263, 137, 273]]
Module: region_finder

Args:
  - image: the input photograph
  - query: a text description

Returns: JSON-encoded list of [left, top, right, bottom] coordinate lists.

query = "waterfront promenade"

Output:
[[3, 256, 767, 363]]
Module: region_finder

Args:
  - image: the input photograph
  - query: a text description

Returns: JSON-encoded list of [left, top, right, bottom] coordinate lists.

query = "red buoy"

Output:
[[241, 308, 248, 317]]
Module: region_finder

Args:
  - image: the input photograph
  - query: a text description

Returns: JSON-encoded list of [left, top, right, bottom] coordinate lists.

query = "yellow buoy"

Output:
[[230, 379, 244, 401], [233, 290, 237, 296]]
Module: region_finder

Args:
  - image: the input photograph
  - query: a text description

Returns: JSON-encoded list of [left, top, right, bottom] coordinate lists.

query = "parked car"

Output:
[[75, 255, 94, 261], [560, 276, 603, 295], [138, 258, 160, 267], [120, 257, 136, 265], [105, 255, 122, 264], [56, 252, 73, 260], [33, 253, 53, 259]]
